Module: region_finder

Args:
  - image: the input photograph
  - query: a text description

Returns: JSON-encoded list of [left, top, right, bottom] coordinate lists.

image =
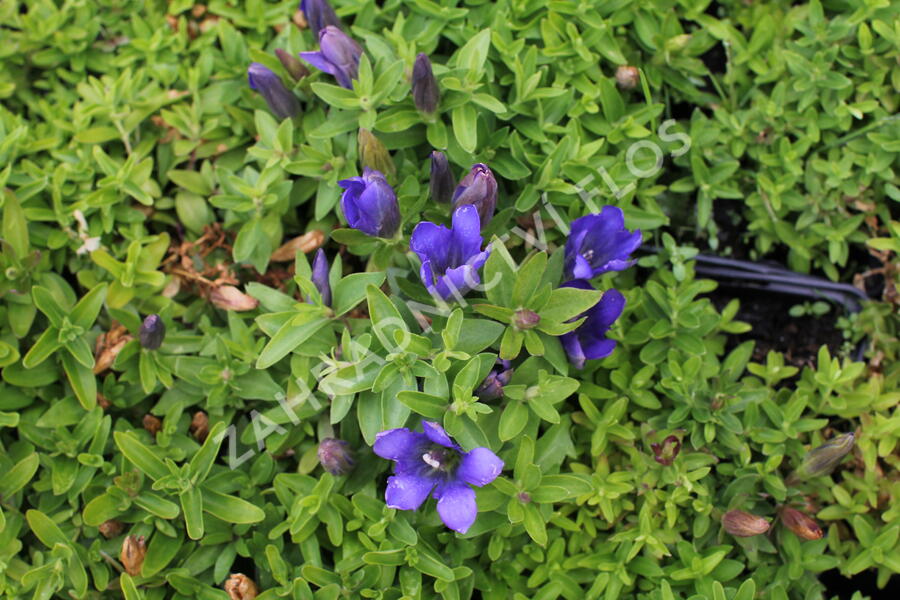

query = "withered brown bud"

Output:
[[780, 507, 824, 540], [120, 535, 147, 576], [358, 128, 396, 183], [142, 414, 162, 436], [615, 65, 640, 90], [210, 285, 259, 311], [225, 573, 259, 600], [513, 309, 541, 330], [270, 230, 325, 262], [651, 435, 681, 466], [99, 519, 124, 539], [93, 324, 133, 374], [721, 510, 770, 537], [190, 411, 210, 442]]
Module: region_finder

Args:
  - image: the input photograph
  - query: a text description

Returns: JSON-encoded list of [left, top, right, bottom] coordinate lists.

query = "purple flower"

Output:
[[429, 151, 454, 205], [452, 164, 497, 229], [247, 63, 300, 120], [139, 314, 165, 350], [338, 167, 401, 238], [559, 279, 625, 369], [564, 207, 642, 281], [373, 420, 504, 534], [475, 359, 512, 401], [299, 26, 362, 89], [311, 248, 332, 307], [300, 0, 340, 36], [410, 205, 490, 301], [412, 53, 439, 114]]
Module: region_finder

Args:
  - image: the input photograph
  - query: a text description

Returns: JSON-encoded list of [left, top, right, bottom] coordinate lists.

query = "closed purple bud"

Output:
[[452, 163, 497, 229], [318, 438, 354, 475], [247, 63, 300, 120], [338, 168, 401, 238], [412, 53, 439, 114], [429, 151, 454, 204], [139, 315, 165, 350], [300, 0, 340, 36], [300, 26, 362, 89], [275, 48, 309, 82], [311, 248, 332, 307], [476, 360, 513, 401]]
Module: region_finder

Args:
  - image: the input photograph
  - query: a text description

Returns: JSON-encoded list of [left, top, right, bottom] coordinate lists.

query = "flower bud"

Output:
[[358, 128, 396, 182], [318, 438, 355, 475], [476, 360, 513, 401], [452, 163, 497, 229], [311, 248, 332, 307], [793, 432, 855, 481], [615, 66, 640, 90], [429, 151, 454, 205], [139, 314, 166, 350], [299, 0, 340, 36], [225, 573, 259, 600], [142, 414, 162, 436], [650, 435, 681, 466], [190, 411, 210, 442], [412, 53, 439, 114], [513, 309, 540, 330], [247, 63, 300, 120], [120, 535, 147, 576], [275, 48, 309, 82], [721, 510, 770, 537], [99, 519, 124, 539], [780, 507, 823, 540], [210, 285, 259, 311]]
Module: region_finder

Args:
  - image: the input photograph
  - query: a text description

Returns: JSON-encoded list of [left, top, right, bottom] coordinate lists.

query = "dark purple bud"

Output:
[[318, 438, 354, 475], [247, 63, 300, 120], [300, 26, 362, 89], [429, 151, 454, 205], [139, 315, 166, 350], [476, 360, 513, 401], [452, 164, 497, 229], [513, 309, 540, 330], [338, 168, 401, 238], [275, 48, 309, 82], [300, 0, 340, 36], [311, 248, 332, 307], [650, 435, 681, 466], [412, 53, 439, 114]]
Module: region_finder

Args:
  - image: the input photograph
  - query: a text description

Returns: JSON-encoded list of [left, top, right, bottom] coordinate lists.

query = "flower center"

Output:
[[582, 249, 594, 262], [421, 447, 456, 472]]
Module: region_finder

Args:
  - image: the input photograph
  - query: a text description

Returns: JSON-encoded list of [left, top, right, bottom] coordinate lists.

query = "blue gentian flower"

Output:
[[410, 205, 490, 301], [452, 163, 497, 229], [299, 26, 362, 89], [373, 420, 504, 534], [300, 0, 340, 36], [338, 168, 401, 238], [563, 207, 642, 280], [247, 63, 300, 120], [475, 359, 512, 401], [310, 248, 332, 307], [559, 279, 625, 369]]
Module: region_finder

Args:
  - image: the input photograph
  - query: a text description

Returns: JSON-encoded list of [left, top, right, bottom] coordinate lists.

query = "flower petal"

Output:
[[571, 254, 593, 280], [410, 221, 452, 274], [561, 331, 586, 370], [373, 428, 428, 461], [422, 421, 456, 448], [457, 447, 504, 487], [448, 205, 483, 267], [299, 51, 337, 76], [434, 482, 477, 533], [385, 473, 434, 511]]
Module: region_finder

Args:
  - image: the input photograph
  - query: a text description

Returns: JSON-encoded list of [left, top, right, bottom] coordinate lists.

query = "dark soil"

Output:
[[707, 287, 849, 370]]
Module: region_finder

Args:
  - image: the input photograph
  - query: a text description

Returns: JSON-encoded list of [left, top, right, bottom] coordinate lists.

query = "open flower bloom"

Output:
[[373, 420, 504, 534], [338, 167, 400, 238], [564, 207, 642, 280], [559, 279, 625, 369], [410, 205, 490, 301], [299, 25, 362, 89]]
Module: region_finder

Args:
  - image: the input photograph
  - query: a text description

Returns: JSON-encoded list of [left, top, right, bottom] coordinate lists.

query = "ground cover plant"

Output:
[[1, 0, 899, 599]]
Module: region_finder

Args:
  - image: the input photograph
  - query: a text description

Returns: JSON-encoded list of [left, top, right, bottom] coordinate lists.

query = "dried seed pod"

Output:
[[225, 573, 259, 600], [93, 324, 133, 374], [780, 507, 824, 540], [120, 535, 147, 576], [721, 510, 770, 537], [99, 520, 124, 539], [615, 65, 640, 90], [210, 285, 259, 311], [142, 414, 162, 436], [792, 432, 855, 482], [190, 411, 210, 442]]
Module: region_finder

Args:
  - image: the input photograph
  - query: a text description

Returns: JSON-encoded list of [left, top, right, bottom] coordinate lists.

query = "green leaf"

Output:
[[397, 391, 446, 419], [366, 284, 408, 351], [332, 272, 386, 316], [142, 533, 184, 578], [531, 474, 594, 502], [455, 28, 492, 75], [498, 401, 529, 441], [21, 327, 62, 369], [452, 104, 478, 153], [201, 488, 266, 524], [61, 351, 97, 410], [3, 189, 30, 258], [256, 313, 330, 369], [70, 283, 108, 329], [114, 431, 168, 481], [32, 286, 66, 327], [180, 486, 204, 540], [538, 286, 602, 323], [0, 452, 40, 497], [189, 421, 227, 483]]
